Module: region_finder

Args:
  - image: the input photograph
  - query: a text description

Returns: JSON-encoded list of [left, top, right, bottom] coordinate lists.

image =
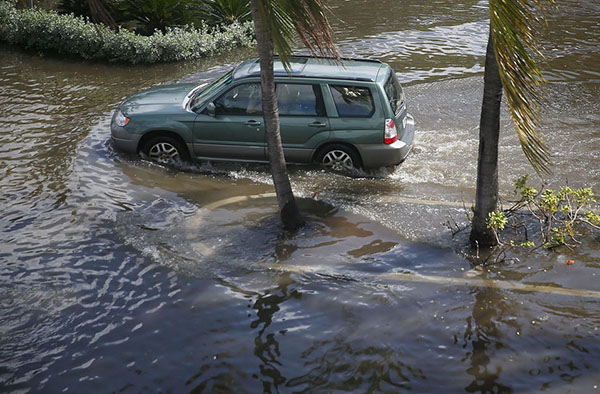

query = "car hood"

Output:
[[120, 83, 198, 114]]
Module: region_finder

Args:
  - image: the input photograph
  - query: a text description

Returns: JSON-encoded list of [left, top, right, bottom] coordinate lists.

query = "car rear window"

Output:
[[384, 72, 405, 116], [276, 83, 325, 116], [329, 85, 374, 118]]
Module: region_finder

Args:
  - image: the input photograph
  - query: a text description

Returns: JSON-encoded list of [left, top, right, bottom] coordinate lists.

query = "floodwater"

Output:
[[1, 0, 599, 392]]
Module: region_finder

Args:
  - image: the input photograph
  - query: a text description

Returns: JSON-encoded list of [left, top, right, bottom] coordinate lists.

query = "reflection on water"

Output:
[[463, 287, 516, 393], [1, 0, 599, 392]]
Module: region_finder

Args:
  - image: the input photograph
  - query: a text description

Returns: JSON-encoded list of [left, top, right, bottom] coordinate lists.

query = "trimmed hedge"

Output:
[[0, 1, 255, 64]]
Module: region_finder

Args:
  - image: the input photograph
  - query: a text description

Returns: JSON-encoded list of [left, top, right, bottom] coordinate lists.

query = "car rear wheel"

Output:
[[318, 144, 360, 172], [142, 135, 189, 165]]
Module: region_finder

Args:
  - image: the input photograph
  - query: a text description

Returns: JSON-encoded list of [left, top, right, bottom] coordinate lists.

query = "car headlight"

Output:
[[114, 110, 130, 127]]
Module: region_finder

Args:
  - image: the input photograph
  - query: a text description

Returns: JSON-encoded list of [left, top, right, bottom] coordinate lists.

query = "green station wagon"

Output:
[[111, 56, 415, 171]]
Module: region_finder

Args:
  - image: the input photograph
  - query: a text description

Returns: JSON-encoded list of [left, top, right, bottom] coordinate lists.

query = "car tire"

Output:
[[142, 135, 189, 165], [317, 144, 361, 172]]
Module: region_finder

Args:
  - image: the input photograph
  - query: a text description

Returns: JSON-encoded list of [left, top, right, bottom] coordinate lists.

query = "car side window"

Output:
[[214, 83, 262, 115], [329, 85, 375, 118], [276, 83, 325, 116]]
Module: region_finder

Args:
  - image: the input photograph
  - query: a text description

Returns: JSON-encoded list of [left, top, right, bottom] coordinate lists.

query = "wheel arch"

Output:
[[138, 130, 191, 159], [312, 141, 363, 167]]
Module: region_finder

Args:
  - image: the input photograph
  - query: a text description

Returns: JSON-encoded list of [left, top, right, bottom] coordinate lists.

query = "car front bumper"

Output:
[[111, 123, 142, 154], [357, 114, 415, 169]]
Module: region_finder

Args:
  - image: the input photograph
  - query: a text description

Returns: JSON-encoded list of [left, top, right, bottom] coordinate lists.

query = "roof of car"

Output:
[[232, 56, 389, 83]]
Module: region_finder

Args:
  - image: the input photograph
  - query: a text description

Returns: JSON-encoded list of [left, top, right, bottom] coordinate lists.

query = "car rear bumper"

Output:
[[357, 114, 415, 168]]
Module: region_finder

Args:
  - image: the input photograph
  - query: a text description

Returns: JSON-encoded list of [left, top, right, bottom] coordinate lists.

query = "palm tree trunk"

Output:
[[250, 0, 304, 231], [470, 30, 502, 248]]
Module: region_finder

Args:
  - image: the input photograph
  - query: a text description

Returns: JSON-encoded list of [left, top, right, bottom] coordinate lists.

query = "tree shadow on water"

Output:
[[462, 287, 517, 394], [249, 273, 301, 392], [241, 273, 427, 393], [460, 285, 600, 393]]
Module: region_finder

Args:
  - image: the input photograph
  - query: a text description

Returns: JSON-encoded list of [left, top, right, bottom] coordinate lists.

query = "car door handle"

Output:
[[309, 122, 327, 128], [244, 120, 261, 126]]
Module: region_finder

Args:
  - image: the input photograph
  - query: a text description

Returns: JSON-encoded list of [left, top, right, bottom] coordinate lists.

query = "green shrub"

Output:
[[57, 0, 96, 18], [0, 1, 254, 63], [57, 0, 252, 35], [117, 0, 203, 35], [200, 0, 251, 27], [485, 175, 600, 249], [57, 0, 129, 25]]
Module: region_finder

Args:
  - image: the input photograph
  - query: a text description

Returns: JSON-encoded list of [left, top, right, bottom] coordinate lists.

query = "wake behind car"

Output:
[[111, 56, 415, 171]]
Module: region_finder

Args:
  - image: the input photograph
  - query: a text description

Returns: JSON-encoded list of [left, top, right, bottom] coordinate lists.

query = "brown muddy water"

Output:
[[1, 0, 600, 392]]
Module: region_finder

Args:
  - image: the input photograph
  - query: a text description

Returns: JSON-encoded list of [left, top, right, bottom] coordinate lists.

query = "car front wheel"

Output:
[[142, 135, 188, 165], [318, 145, 360, 172]]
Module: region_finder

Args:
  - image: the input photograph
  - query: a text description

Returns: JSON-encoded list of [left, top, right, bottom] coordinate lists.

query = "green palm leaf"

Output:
[[490, 0, 556, 174], [256, 0, 339, 68]]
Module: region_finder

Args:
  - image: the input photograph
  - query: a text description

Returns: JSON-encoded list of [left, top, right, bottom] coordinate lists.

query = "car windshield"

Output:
[[189, 70, 233, 109], [384, 72, 405, 116]]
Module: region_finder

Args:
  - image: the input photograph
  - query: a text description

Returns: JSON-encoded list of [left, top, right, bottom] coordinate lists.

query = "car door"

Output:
[[327, 83, 382, 144], [192, 82, 266, 162], [276, 83, 330, 163]]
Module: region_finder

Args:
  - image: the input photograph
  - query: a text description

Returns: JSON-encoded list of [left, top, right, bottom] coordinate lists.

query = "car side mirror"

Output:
[[206, 102, 216, 117]]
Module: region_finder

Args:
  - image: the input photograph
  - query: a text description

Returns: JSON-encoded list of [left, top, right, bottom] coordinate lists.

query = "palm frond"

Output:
[[257, 0, 340, 68], [490, 0, 556, 174], [201, 0, 252, 26]]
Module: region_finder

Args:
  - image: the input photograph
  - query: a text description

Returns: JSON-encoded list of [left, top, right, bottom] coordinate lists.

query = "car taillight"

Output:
[[384, 118, 398, 144]]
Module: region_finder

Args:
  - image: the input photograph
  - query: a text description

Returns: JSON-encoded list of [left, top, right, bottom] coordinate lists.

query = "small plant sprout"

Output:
[[485, 175, 600, 251]]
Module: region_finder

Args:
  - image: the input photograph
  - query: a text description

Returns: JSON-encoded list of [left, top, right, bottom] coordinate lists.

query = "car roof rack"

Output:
[[274, 54, 382, 64], [232, 55, 384, 82]]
